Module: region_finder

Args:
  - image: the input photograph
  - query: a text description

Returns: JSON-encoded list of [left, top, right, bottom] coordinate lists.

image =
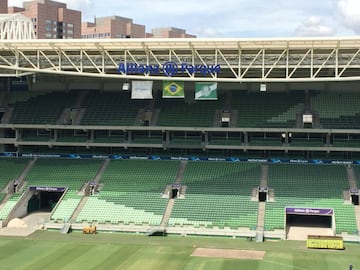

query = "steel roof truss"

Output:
[[264, 49, 287, 79], [82, 50, 102, 74], [312, 49, 336, 78], [338, 49, 360, 77], [240, 49, 263, 79], [288, 49, 311, 78]]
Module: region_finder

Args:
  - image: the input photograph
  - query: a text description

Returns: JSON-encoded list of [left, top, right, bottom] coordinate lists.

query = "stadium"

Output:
[[1, 36, 360, 269]]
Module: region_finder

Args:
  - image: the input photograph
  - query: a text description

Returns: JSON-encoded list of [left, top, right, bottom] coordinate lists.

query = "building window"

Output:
[[45, 21, 57, 33], [45, 20, 54, 32], [45, 33, 52, 38], [68, 23, 74, 29], [115, 34, 127, 38]]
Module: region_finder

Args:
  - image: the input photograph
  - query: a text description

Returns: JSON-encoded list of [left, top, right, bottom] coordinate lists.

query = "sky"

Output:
[[7, 0, 360, 38]]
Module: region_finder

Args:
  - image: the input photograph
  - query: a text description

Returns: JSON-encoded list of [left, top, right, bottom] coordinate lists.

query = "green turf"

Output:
[[0, 231, 359, 270]]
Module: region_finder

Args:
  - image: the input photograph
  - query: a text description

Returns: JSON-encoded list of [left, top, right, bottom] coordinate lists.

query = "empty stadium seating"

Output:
[[231, 92, 304, 128], [25, 158, 102, 191], [2, 89, 360, 236], [0, 193, 21, 220], [80, 91, 149, 126], [77, 193, 167, 225], [155, 97, 222, 127], [9, 90, 360, 129], [0, 158, 28, 221], [9, 91, 77, 124], [168, 161, 261, 229], [169, 194, 258, 229], [310, 92, 360, 129], [265, 163, 357, 234], [0, 158, 28, 191], [0, 156, 356, 238], [50, 191, 82, 222], [76, 160, 180, 225], [351, 165, 360, 188]]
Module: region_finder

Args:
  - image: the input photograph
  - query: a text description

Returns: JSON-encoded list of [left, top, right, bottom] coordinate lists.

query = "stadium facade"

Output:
[[1, 38, 360, 159], [0, 37, 360, 241]]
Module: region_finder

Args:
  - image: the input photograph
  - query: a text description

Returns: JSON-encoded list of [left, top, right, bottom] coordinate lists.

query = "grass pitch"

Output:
[[0, 231, 358, 270]]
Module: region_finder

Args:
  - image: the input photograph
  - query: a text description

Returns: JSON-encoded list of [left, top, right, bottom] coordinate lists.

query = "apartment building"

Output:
[[9, 0, 81, 38], [0, 0, 8, 14], [150, 27, 196, 38], [82, 16, 146, 39]]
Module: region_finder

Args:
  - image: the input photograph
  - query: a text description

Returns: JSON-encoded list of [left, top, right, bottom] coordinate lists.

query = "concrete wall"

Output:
[[3, 189, 33, 227]]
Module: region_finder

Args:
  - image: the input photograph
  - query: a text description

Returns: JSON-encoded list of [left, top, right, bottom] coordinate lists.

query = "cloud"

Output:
[[6, 0, 354, 37], [61, 0, 94, 11], [61, 0, 94, 21], [337, 0, 360, 34], [192, 27, 222, 38], [8, 0, 23, 7], [295, 16, 336, 37]]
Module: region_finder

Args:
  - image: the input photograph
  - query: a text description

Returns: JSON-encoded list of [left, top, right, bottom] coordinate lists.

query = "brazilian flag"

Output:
[[162, 81, 184, 98]]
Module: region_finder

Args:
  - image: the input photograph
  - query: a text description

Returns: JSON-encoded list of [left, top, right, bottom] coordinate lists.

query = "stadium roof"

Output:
[[2, 36, 360, 50], [1, 37, 360, 82]]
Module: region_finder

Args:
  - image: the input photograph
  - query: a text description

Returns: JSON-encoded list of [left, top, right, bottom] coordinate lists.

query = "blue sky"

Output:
[[8, 0, 360, 37]]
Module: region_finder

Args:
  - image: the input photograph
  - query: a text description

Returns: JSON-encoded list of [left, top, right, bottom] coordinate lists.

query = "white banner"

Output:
[[131, 81, 153, 99]]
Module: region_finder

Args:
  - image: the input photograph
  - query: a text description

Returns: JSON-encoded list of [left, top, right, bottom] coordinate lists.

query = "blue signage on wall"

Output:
[[118, 62, 221, 77]]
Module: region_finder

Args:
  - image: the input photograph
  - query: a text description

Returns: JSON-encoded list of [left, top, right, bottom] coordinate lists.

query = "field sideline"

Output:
[[0, 231, 358, 270]]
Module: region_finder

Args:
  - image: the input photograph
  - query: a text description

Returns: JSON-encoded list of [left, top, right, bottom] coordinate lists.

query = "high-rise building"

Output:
[[5, 1, 195, 39], [82, 16, 146, 39], [0, 0, 8, 14], [150, 27, 196, 38], [9, 0, 81, 39]]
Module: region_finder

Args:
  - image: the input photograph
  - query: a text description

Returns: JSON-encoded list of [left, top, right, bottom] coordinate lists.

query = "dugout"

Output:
[[27, 186, 66, 213], [0, 185, 67, 227], [285, 207, 335, 239]]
